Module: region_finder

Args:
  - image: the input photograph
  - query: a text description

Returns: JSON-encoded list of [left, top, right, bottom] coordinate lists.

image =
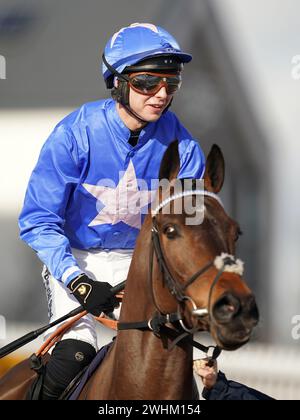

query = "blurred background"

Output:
[[0, 0, 299, 399]]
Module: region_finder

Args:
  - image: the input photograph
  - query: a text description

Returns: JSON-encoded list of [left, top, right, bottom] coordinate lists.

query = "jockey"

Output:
[[19, 23, 205, 399]]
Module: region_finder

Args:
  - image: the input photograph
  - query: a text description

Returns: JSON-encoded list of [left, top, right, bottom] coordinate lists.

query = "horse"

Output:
[[0, 141, 259, 400]]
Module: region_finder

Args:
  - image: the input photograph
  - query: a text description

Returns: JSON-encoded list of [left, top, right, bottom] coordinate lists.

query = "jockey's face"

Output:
[[128, 83, 173, 123], [115, 72, 180, 130]]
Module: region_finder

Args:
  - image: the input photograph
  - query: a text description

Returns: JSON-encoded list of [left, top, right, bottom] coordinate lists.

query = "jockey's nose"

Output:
[[212, 293, 259, 325], [155, 86, 168, 99]]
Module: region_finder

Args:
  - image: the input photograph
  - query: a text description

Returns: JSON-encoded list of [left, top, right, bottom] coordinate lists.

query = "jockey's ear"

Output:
[[204, 144, 225, 193], [159, 140, 180, 181]]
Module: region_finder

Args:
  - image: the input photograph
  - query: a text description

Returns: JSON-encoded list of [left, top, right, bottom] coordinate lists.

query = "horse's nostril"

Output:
[[245, 295, 259, 323], [212, 294, 241, 323]]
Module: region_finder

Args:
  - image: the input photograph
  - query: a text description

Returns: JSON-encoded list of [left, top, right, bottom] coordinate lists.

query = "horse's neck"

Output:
[[119, 216, 155, 321], [110, 329, 194, 399], [85, 329, 193, 399], [85, 216, 194, 399]]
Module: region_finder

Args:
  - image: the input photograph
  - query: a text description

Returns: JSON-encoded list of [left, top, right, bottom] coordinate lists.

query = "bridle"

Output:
[[118, 189, 244, 358], [150, 189, 244, 330]]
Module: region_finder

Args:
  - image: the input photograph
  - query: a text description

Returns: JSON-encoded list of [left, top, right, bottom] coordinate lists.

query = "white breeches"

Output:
[[42, 248, 133, 351]]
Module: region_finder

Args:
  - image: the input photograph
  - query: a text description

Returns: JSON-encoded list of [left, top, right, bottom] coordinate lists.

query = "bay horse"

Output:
[[0, 142, 259, 400]]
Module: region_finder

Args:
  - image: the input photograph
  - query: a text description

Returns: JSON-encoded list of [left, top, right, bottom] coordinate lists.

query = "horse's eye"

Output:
[[163, 225, 177, 239], [235, 228, 243, 242]]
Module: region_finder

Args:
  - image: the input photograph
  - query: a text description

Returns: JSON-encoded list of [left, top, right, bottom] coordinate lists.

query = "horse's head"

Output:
[[151, 141, 259, 351]]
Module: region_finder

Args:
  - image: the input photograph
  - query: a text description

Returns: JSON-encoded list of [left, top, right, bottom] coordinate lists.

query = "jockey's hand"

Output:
[[193, 358, 218, 390], [68, 274, 119, 317]]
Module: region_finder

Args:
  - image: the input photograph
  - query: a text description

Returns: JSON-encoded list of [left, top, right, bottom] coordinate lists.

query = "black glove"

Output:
[[68, 274, 119, 317]]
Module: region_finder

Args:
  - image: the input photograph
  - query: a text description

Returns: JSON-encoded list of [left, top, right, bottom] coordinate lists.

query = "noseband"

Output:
[[150, 189, 244, 332]]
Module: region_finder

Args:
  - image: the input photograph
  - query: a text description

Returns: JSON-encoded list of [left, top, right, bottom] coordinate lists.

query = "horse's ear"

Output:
[[204, 144, 225, 193], [159, 140, 180, 181]]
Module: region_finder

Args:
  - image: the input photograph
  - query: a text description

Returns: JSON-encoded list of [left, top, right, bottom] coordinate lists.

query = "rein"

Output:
[[118, 189, 244, 359]]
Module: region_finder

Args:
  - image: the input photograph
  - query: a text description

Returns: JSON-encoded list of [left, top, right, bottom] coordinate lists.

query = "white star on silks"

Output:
[[82, 160, 156, 229]]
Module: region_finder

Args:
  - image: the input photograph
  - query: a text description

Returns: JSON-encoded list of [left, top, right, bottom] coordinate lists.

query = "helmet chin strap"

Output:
[[103, 54, 148, 124], [121, 96, 173, 126], [122, 99, 149, 125]]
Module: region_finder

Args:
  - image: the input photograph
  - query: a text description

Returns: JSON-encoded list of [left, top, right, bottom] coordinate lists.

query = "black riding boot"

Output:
[[41, 338, 96, 400]]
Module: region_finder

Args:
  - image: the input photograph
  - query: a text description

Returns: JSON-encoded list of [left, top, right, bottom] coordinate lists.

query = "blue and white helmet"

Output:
[[102, 23, 192, 88]]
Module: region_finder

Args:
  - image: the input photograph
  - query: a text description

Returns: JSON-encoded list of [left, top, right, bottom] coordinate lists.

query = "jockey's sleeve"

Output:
[[177, 139, 205, 180], [19, 125, 83, 285], [169, 112, 205, 180], [202, 371, 275, 400]]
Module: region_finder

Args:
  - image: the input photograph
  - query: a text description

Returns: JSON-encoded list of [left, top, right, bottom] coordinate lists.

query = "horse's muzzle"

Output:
[[211, 292, 259, 350]]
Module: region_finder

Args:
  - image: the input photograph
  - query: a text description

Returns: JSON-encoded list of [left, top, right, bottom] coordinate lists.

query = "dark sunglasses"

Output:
[[128, 72, 182, 96]]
